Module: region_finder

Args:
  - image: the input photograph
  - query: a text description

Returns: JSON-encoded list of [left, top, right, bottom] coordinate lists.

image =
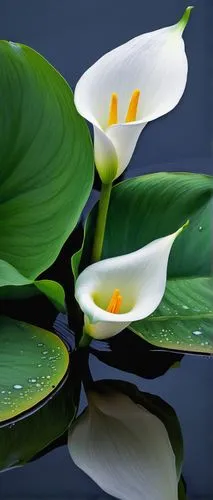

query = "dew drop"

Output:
[[13, 384, 23, 390], [192, 330, 202, 336], [198, 226, 203, 231], [182, 305, 189, 310], [42, 351, 48, 355], [37, 343, 44, 347], [28, 378, 37, 383]]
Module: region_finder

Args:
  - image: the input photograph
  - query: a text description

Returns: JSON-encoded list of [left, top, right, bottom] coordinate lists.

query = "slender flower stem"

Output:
[[78, 329, 92, 348], [91, 182, 112, 262]]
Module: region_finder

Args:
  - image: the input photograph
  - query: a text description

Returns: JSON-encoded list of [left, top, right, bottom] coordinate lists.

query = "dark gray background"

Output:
[[0, 0, 212, 499]]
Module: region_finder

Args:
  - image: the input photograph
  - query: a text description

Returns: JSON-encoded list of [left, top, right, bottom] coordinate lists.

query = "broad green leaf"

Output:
[[34, 280, 65, 313], [0, 370, 77, 472], [131, 277, 213, 352], [93, 379, 183, 478], [0, 259, 30, 287], [101, 173, 212, 278], [71, 219, 89, 281], [0, 317, 79, 471], [0, 41, 93, 281], [0, 260, 65, 311], [77, 173, 213, 353], [0, 316, 69, 423]]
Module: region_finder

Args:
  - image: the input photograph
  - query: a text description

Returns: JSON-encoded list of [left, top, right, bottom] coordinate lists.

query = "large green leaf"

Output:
[[77, 173, 213, 353], [131, 277, 213, 352], [0, 316, 79, 472], [0, 259, 65, 311], [0, 316, 69, 422], [0, 376, 79, 471], [0, 41, 93, 280], [0, 368, 77, 472]]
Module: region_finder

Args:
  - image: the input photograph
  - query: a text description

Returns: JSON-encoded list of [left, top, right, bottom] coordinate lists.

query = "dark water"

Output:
[[0, 0, 212, 498]]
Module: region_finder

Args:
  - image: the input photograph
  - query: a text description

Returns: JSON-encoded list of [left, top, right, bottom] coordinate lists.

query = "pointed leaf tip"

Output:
[[178, 6, 194, 33], [178, 219, 190, 236], [182, 219, 190, 230]]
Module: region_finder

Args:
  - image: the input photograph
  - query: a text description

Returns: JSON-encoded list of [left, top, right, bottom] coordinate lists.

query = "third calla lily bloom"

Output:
[[74, 7, 193, 183], [75, 223, 188, 339], [68, 388, 179, 500]]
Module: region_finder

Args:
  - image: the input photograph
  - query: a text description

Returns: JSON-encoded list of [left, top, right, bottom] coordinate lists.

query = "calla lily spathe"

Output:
[[68, 389, 178, 500], [75, 223, 187, 339], [74, 7, 193, 183]]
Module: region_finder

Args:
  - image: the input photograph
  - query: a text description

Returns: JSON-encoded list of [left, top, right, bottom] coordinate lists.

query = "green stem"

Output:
[[91, 182, 112, 262], [78, 330, 92, 348]]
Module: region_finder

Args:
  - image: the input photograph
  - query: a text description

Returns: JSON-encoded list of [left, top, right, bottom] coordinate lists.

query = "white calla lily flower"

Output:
[[75, 223, 188, 339], [74, 7, 193, 183], [68, 389, 178, 500]]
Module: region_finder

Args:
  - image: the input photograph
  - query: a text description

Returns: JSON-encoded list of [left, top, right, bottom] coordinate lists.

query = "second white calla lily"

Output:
[[68, 389, 178, 500], [75, 223, 188, 339], [74, 7, 193, 183]]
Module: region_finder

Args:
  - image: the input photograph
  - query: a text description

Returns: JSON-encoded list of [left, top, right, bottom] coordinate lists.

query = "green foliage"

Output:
[[0, 41, 94, 281], [0, 316, 79, 472], [131, 277, 213, 352], [0, 316, 69, 423], [0, 260, 66, 310]]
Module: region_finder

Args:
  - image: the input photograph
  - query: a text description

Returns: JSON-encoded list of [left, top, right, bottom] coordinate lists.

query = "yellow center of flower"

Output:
[[107, 89, 141, 127], [106, 288, 122, 314]]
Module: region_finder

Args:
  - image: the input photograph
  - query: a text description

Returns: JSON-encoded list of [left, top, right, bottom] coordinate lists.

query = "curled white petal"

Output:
[[106, 122, 146, 178], [75, 224, 187, 339], [68, 390, 178, 500], [74, 10, 190, 180], [94, 126, 118, 183], [75, 26, 187, 127]]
